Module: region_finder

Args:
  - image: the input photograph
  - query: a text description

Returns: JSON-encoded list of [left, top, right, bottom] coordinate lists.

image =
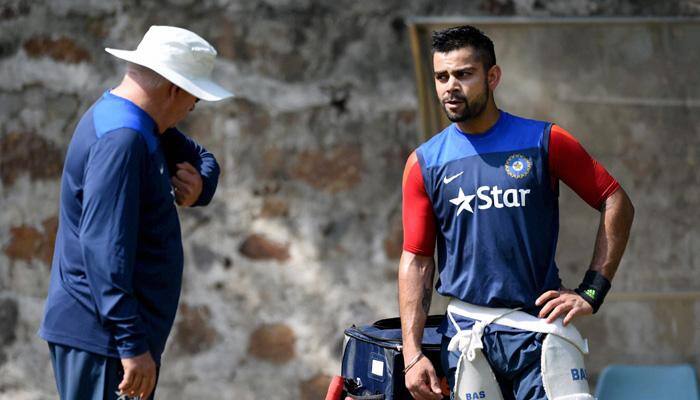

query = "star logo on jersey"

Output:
[[449, 188, 476, 215], [505, 153, 532, 179], [449, 185, 532, 216]]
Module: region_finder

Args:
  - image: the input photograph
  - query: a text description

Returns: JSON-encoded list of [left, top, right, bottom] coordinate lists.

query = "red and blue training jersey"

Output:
[[402, 111, 619, 315]]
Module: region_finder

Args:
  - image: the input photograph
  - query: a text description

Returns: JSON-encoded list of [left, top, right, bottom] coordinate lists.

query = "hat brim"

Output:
[[105, 48, 234, 102]]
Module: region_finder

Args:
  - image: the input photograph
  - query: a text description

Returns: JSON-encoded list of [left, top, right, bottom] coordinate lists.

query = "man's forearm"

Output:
[[589, 188, 635, 280], [162, 128, 220, 206], [398, 251, 436, 359]]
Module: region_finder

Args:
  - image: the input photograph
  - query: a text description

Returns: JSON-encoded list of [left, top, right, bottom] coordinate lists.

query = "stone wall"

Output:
[[0, 0, 698, 399]]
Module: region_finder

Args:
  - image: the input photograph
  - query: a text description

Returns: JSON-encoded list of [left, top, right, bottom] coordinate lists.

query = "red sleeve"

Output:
[[402, 151, 436, 256], [549, 125, 621, 209]]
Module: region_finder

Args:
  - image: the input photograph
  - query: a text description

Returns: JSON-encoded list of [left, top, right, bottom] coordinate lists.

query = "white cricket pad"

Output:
[[541, 334, 595, 400], [446, 299, 596, 400], [453, 349, 504, 400]]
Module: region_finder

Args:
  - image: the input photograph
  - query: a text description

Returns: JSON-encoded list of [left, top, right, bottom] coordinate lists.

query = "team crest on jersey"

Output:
[[504, 154, 532, 179]]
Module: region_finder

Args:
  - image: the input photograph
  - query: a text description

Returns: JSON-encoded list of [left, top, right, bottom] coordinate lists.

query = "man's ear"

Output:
[[487, 65, 501, 91], [167, 83, 180, 100]]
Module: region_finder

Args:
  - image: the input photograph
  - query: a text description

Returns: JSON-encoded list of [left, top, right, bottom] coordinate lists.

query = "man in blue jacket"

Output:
[[39, 26, 233, 400]]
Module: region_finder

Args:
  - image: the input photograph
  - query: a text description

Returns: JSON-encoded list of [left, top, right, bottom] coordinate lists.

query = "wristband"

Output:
[[574, 270, 611, 314], [403, 352, 424, 374]]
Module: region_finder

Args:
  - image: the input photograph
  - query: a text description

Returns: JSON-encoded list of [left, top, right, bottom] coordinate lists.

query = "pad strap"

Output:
[[447, 307, 520, 361], [447, 299, 589, 354]]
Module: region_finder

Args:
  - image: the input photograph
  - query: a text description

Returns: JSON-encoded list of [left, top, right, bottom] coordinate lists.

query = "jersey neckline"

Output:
[[453, 110, 509, 141]]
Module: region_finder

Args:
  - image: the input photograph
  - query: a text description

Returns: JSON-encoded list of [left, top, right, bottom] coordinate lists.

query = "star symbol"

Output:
[[449, 188, 476, 215]]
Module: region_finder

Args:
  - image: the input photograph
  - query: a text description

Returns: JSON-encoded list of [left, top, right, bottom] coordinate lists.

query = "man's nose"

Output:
[[446, 75, 460, 92]]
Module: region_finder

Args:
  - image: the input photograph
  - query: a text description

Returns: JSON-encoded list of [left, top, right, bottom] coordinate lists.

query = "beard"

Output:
[[441, 82, 490, 123]]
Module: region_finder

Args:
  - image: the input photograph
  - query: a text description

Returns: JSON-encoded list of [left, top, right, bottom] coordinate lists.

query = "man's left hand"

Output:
[[171, 162, 202, 207], [536, 288, 593, 325]]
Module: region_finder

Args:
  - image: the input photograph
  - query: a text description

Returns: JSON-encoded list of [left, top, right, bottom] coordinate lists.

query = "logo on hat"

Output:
[[504, 154, 532, 179]]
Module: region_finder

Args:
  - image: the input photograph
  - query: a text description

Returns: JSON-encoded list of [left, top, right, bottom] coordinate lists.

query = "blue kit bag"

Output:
[[340, 315, 449, 399]]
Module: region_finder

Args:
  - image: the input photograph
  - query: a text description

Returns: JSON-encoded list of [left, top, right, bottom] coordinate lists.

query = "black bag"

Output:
[[340, 315, 449, 399]]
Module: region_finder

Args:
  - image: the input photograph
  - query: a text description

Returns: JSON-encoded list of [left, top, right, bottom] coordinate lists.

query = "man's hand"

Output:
[[536, 288, 593, 325], [404, 355, 444, 400], [171, 162, 203, 207], [119, 351, 156, 399]]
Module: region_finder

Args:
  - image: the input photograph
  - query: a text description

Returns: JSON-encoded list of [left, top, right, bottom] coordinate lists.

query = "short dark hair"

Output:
[[431, 25, 496, 71]]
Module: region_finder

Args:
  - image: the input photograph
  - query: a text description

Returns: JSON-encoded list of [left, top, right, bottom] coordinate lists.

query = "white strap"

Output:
[[447, 306, 520, 361], [446, 305, 518, 397], [447, 320, 486, 361], [447, 299, 589, 354]]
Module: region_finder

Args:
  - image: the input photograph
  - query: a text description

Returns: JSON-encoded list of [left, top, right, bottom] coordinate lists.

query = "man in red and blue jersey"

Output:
[[398, 26, 634, 400]]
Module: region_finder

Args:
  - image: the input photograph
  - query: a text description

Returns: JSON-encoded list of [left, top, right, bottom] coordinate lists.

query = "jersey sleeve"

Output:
[[548, 125, 621, 209], [402, 151, 437, 256], [80, 129, 149, 358], [160, 127, 220, 207]]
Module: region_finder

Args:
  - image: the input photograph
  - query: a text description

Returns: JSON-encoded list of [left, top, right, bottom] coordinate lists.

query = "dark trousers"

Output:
[[49, 343, 159, 400]]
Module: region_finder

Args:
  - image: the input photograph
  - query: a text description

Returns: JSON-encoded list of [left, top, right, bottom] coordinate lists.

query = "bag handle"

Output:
[[372, 315, 444, 329]]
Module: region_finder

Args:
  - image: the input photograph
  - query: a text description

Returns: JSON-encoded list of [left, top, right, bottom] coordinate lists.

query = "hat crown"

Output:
[[105, 25, 233, 101], [135, 26, 216, 78]]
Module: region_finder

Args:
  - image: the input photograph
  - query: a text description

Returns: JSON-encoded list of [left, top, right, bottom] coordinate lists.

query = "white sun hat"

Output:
[[105, 25, 233, 101]]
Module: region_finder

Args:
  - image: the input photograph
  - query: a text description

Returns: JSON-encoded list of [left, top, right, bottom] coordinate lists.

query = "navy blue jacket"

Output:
[[39, 92, 219, 363]]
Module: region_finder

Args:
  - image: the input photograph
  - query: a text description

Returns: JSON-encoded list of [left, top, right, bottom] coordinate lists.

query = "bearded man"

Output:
[[398, 25, 634, 400]]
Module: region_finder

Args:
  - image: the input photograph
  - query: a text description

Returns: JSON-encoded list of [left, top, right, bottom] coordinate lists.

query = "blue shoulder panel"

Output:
[[417, 112, 549, 169], [93, 91, 159, 154]]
